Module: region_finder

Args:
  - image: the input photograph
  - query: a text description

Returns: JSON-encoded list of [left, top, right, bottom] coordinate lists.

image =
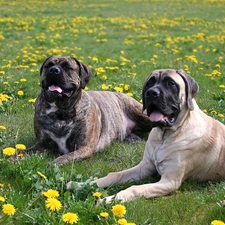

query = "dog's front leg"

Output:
[[48, 147, 95, 166], [105, 174, 183, 203], [92, 159, 153, 188]]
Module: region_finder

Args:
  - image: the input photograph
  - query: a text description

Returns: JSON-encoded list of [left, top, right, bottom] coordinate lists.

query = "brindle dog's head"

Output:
[[142, 69, 199, 127], [40, 56, 92, 108]]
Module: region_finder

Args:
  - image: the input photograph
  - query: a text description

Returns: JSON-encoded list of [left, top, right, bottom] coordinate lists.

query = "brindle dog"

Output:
[[27, 56, 152, 165]]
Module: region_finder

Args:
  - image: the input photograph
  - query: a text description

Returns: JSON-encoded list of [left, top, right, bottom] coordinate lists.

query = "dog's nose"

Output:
[[48, 66, 61, 75], [146, 88, 160, 98]]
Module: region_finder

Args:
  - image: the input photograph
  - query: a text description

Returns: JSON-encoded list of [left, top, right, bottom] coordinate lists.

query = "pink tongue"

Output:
[[48, 85, 63, 93], [149, 111, 164, 122]]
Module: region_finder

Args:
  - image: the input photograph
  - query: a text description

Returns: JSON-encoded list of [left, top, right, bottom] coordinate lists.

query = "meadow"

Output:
[[0, 0, 225, 224]]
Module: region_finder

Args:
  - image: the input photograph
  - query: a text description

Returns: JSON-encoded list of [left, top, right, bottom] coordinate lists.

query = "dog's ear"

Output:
[[40, 56, 53, 75], [176, 69, 199, 110], [142, 75, 151, 112], [73, 58, 92, 89]]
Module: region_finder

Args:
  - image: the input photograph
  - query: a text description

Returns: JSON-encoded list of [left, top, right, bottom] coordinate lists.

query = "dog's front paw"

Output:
[[102, 195, 116, 204], [48, 156, 70, 167]]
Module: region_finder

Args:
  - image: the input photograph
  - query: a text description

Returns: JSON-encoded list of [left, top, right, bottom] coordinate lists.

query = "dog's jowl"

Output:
[[67, 69, 225, 203], [28, 56, 152, 165]]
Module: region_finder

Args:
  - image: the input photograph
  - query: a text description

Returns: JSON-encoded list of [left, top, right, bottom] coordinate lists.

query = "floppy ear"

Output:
[[142, 75, 152, 112], [73, 58, 92, 89], [176, 69, 199, 110], [142, 81, 147, 112], [40, 56, 53, 75]]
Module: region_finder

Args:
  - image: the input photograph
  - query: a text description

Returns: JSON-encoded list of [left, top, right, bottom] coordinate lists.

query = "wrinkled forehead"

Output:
[[150, 69, 185, 88], [45, 56, 77, 66]]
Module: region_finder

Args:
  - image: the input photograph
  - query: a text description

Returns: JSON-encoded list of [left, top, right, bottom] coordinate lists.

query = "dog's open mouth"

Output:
[[48, 84, 74, 97], [149, 111, 175, 127], [147, 105, 176, 127]]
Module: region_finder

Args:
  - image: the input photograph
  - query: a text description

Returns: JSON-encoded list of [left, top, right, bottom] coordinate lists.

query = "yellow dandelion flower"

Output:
[[211, 220, 225, 225], [37, 171, 47, 179], [124, 84, 129, 91], [18, 153, 24, 158], [0, 125, 6, 130], [45, 198, 62, 212], [218, 114, 224, 118], [100, 212, 109, 218], [101, 84, 109, 90], [28, 98, 36, 103], [126, 93, 133, 97], [84, 86, 89, 91], [42, 189, 59, 198], [3, 147, 16, 156], [62, 212, 79, 224], [0, 196, 5, 202], [202, 109, 207, 113], [0, 183, 4, 188], [218, 56, 223, 62], [17, 90, 24, 96], [16, 144, 26, 151], [92, 57, 98, 62], [118, 218, 127, 225], [112, 204, 126, 217], [14, 81, 19, 85], [92, 192, 102, 198], [101, 75, 107, 81], [216, 64, 220, 69], [3, 82, 9, 85], [20, 78, 27, 82], [2, 203, 16, 216], [114, 87, 123, 93]]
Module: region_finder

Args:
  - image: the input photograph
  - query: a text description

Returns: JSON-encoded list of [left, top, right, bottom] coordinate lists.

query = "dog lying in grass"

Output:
[[27, 55, 152, 165], [67, 69, 225, 203]]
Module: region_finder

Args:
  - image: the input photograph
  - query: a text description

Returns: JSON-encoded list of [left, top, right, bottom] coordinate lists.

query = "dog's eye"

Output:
[[167, 80, 176, 87], [146, 76, 156, 87], [62, 62, 74, 70], [44, 62, 54, 68]]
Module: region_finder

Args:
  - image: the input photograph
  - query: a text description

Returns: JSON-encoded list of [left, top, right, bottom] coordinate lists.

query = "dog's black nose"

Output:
[[48, 66, 61, 75], [146, 87, 160, 98]]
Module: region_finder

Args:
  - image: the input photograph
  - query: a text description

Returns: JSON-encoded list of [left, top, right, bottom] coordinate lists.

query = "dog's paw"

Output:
[[124, 133, 142, 143], [102, 195, 116, 204], [48, 156, 70, 167]]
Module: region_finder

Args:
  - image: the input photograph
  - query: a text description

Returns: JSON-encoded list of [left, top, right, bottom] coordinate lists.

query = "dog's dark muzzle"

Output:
[[145, 87, 161, 100], [42, 66, 76, 103], [49, 65, 61, 75], [46, 66, 64, 86], [144, 86, 179, 127]]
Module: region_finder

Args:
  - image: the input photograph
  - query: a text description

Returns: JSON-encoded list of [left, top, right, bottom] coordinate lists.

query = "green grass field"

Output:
[[0, 0, 225, 224]]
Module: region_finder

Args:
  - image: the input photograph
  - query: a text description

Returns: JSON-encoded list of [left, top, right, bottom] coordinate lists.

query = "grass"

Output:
[[0, 0, 225, 224]]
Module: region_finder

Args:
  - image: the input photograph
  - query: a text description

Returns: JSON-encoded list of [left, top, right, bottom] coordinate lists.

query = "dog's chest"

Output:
[[38, 109, 82, 154], [148, 139, 179, 175]]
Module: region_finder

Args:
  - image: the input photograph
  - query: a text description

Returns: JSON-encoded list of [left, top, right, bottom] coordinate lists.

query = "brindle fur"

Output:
[[28, 56, 152, 165]]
